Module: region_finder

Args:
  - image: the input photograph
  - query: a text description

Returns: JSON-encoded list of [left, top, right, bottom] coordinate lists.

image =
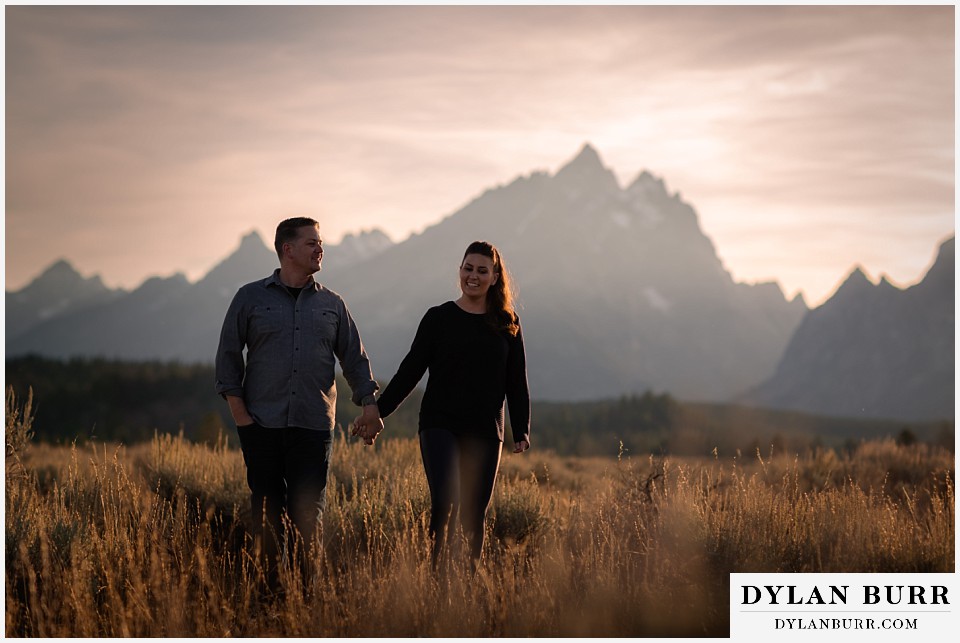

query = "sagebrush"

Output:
[[5, 391, 954, 636]]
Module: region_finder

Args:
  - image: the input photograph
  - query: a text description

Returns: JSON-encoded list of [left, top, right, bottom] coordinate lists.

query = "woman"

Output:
[[353, 241, 530, 567]]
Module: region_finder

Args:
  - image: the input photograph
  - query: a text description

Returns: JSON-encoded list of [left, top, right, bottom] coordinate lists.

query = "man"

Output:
[[215, 217, 383, 584]]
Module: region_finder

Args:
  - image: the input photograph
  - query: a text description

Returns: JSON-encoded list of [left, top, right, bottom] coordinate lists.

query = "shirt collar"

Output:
[[264, 269, 318, 290]]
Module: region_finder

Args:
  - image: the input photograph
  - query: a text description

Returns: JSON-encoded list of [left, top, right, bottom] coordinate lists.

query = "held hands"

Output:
[[513, 439, 530, 454], [351, 404, 384, 446]]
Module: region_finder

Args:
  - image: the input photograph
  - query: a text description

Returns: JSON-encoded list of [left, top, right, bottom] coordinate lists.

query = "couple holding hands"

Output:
[[215, 218, 530, 583]]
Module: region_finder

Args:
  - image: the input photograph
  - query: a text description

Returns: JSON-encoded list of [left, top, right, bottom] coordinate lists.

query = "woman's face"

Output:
[[459, 253, 499, 299]]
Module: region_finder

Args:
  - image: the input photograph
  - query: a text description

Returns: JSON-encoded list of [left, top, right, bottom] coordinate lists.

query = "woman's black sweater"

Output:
[[376, 301, 530, 444]]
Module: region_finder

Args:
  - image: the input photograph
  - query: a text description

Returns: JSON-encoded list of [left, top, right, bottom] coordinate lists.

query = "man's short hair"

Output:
[[274, 217, 320, 259]]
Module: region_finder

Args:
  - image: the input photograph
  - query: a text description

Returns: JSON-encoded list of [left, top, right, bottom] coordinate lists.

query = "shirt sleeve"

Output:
[[377, 308, 437, 419], [505, 319, 531, 445], [215, 289, 247, 399], [333, 297, 380, 406]]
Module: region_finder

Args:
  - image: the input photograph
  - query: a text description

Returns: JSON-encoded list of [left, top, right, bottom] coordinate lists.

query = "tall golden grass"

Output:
[[5, 390, 954, 637]]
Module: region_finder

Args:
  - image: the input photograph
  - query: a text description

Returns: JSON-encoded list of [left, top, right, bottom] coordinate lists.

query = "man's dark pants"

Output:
[[236, 423, 332, 588]]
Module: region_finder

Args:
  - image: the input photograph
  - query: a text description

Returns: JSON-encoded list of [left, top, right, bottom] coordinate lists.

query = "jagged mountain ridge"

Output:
[[741, 237, 955, 421], [7, 144, 808, 402], [318, 144, 808, 401], [5, 260, 125, 339], [5, 229, 394, 361]]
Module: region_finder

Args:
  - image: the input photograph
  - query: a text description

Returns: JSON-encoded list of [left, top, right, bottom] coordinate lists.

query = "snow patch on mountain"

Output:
[[611, 211, 631, 229], [643, 287, 672, 313]]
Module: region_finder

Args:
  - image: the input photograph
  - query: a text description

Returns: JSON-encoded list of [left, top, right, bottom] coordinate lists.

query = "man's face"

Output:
[[285, 225, 323, 274]]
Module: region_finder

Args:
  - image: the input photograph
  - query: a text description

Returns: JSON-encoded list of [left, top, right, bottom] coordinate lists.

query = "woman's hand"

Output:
[[350, 417, 374, 445], [513, 439, 530, 453], [351, 405, 383, 446]]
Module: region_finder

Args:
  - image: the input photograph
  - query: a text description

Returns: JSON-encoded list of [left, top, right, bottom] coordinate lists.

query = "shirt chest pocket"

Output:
[[250, 304, 283, 334], [313, 308, 339, 342]]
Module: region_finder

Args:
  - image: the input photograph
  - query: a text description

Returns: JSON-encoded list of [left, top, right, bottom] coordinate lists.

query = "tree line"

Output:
[[7, 356, 950, 457], [5, 355, 679, 455]]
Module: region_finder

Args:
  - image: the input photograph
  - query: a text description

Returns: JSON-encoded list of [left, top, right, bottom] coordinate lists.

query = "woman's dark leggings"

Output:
[[419, 428, 502, 565]]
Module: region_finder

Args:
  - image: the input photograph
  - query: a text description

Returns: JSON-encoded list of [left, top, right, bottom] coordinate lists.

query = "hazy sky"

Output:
[[4, 5, 955, 306]]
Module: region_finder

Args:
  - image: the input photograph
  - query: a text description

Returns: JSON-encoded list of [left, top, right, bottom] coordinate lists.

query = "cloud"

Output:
[[4, 5, 953, 300]]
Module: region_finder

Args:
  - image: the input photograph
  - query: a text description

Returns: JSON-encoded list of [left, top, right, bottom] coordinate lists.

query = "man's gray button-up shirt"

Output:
[[215, 269, 378, 432]]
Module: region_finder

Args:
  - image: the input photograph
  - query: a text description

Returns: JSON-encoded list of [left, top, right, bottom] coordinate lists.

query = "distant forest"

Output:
[[5, 356, 953, 457]]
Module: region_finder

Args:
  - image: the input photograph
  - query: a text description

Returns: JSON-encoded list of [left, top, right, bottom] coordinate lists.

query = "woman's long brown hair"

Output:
[[462, 241, 519, 337]]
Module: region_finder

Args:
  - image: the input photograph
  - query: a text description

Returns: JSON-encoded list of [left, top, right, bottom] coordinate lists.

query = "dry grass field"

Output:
[[5, 390, 955, 637]]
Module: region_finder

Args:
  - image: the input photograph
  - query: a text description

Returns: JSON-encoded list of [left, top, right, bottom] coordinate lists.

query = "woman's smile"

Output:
[[459, 253, 498, 301]]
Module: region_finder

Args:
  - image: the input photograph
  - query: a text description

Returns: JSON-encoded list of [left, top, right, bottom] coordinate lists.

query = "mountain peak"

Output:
[[40, 258, 81, 280], [878, 275, 898, 291], [195, 230, 277, 291], [572, 142, 602, 166], [846, 265, 872, 284], [5, 255, 115, 341], [827, 265, 875, 303], [554, 143, 619, 190], [340, 228, 392, 244], [25, 258, 108, 293], [333, 228, 394, 267], [851, 265, 871, 280], [628, 170, 670, 198], [239, 230, 269, 252], [747, 236, 954, 421]]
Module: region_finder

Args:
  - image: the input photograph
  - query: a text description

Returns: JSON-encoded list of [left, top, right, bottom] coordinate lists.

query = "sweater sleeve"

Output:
[[505, 319, 531, 444], [376, 308, 436, 419]]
